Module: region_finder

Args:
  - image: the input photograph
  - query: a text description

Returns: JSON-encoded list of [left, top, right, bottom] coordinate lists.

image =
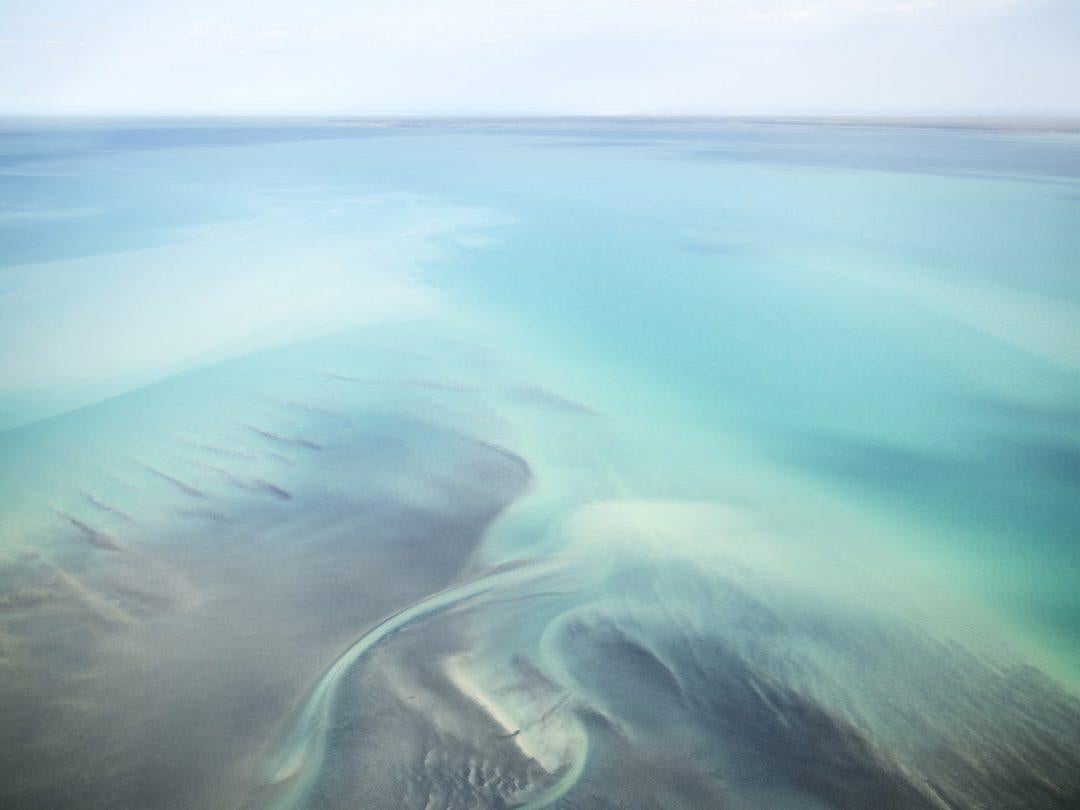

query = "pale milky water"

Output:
[[1, 119, 1079, 808]]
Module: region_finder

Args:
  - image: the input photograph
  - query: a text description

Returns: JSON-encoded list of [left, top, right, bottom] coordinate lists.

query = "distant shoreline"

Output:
[[2, 114, 1080, 134]]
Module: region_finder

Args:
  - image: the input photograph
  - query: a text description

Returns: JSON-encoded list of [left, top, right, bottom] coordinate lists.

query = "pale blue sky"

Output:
[[1, 0, 1078, 115]]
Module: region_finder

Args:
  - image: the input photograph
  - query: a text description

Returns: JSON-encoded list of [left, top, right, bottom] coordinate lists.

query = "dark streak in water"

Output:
[[142, 465, 206, 498], [247, 426, 322, 450], [177, 507, 229, 523], [188, 460, 292, 500], [965, 395, 1080, 432], [179, 438, 258, 460], [60, 513, 126, 552], [1011, 439, 1080, 486], [82, 492, 132, 521], [252, 479, 292, 500], [0, 587, 53, 610], [776, 429, 952, 488], [511, 383, 600, 416], [321, 370, 481, 392], [268, 398, 340, 417], [456, 434, 533, 482]]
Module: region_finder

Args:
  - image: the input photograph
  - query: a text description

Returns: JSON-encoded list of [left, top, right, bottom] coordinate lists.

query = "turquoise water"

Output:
[[1, 119, 1079, 808]]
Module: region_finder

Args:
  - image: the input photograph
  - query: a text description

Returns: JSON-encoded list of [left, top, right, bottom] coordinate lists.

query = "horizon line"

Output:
[[3, 113, 1080, 133]]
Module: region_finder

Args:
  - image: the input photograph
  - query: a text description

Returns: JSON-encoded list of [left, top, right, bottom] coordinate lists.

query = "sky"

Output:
[[0, 0, 1078, 116]]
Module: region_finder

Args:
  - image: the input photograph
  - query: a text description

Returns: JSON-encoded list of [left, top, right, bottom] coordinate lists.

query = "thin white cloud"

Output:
[[0, 38, 65, 48], [0, 0, 1072, 114]]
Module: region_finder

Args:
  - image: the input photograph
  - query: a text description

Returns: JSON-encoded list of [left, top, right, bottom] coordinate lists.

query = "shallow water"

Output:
[[1, 119, 1079, 808]]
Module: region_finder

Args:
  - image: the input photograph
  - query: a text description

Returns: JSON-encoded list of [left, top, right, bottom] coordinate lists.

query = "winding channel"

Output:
[[260, 557, 572, 809]]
